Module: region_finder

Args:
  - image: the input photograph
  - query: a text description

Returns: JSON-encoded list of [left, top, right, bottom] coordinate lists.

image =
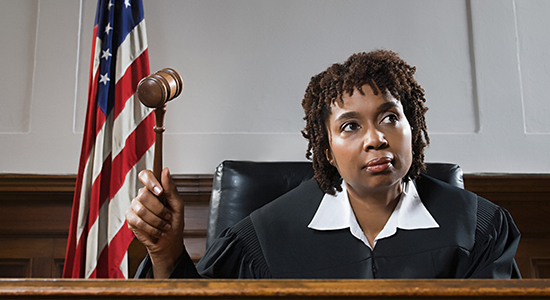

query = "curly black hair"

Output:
[[301, 49, 430, 195]]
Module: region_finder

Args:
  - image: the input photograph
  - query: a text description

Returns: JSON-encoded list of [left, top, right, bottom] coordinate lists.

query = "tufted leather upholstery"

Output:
[[205, 161, 463, 249]]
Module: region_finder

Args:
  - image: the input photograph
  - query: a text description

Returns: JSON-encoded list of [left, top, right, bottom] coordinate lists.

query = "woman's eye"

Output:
[[342, 122, 359, 132], [382, 113, 399, 124]]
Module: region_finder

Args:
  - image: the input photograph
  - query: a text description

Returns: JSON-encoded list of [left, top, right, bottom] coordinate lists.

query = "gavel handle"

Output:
[[153, 105, 168, 206], [136, 68, 183, 207]]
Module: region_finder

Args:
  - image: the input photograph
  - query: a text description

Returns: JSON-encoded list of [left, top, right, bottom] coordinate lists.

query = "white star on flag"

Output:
[[108, 0, 114, 10], [105, 22, 112, 35], [125, 0, 131, 8], [101, 49, 112, 60], [99, 73, 110, 85]]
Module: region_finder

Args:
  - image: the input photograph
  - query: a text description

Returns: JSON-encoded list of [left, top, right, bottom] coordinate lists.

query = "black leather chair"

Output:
[[206, 160, 463, 248]]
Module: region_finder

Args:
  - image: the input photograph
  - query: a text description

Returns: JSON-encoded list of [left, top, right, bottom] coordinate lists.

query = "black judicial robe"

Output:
[[136, 174, 521, 279]]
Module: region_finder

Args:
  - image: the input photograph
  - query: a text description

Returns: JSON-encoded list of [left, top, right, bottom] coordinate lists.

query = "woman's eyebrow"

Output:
[[334, 101, 400, 122], [377, 101, 400, 112], [334, 111, 361, 122]]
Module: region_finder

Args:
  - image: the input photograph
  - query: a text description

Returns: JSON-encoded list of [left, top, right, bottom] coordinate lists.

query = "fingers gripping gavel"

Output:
[[137, 68, 183, 202]]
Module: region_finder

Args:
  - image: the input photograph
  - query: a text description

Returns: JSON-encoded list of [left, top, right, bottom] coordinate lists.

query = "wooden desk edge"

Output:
[[0, 279, 549, 299]]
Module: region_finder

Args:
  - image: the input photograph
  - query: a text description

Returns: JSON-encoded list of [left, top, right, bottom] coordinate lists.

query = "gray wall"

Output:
[[1, 0, 549, 175]]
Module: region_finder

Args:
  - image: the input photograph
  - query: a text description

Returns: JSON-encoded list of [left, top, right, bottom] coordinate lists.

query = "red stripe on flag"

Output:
[[108, 219, 136, 278], [88, 25, 99, 103], [88, 243, 109, 278], [110, 112, 154, 198], [87, 153, 112, 231], [89, 216, 136, 278], [113, 49, 150, 120], [66, 222, 89, 278], [94, 108, 107, 139]]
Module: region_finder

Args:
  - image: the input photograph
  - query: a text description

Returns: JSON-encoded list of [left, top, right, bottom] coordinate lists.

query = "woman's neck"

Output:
[[346, 180, 404, 247], [346, 180, 403, 208]]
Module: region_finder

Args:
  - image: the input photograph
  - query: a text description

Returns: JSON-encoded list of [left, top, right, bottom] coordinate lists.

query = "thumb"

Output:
[[160, 167, 183, 212]]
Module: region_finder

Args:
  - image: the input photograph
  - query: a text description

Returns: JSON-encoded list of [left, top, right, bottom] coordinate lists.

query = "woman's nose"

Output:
[[363, 128, 388, 150]]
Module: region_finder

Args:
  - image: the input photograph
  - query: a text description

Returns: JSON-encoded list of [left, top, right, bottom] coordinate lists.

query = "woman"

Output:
[[126, 49, 521, 278]]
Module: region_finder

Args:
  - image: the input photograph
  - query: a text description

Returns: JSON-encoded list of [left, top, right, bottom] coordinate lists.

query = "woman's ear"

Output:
[[324, 147, 335, 166]]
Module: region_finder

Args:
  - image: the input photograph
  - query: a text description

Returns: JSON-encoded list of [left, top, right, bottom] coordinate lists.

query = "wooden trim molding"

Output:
[[0, 174, 215, 195], [463, 173, 550, 194], [0, 174, 76, 192], [2, 172, 548, 195], [3, 173, 548, 196]]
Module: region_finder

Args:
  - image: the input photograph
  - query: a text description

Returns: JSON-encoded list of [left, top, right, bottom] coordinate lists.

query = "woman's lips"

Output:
[[365, 157, 393, 172]]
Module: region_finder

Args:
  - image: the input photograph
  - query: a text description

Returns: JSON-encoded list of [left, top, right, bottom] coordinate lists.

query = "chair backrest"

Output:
[[206, 160, 463, 248]]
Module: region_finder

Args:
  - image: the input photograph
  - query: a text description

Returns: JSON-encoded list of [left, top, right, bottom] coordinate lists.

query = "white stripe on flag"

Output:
[[75, 153, 93, 245], [112, 94, 152, 158], [108, 163, 137, 242], [115, 20, 148, 83], [91, 112, 114, 183], [92, 36, 102, 81], [108, 142, 154, 243], [79, 112, 114, 277], [120, 251, 129, 279], [76, 96, 113, 246], [85, 196, 110, 278]]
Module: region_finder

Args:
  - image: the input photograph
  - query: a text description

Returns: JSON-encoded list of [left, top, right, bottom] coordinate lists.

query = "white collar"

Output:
[[308, 180, 439, 250]]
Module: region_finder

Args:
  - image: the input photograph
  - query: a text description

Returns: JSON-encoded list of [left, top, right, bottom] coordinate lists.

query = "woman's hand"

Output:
[[126, 167, 185, 278]]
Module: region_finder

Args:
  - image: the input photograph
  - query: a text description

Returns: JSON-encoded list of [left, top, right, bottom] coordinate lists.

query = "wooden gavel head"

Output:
[[137, 68, 183, 108]]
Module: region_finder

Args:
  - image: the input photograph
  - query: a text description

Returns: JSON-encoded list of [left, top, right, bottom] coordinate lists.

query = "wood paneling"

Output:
[[532, 259, 550, 279], [464, 174, 550, 237], [0, 174, 211, 279], [0, 175, 73, 278], [464, 174, 550, 278], [0, 259, 30, 278], [1, 173, 549, 278]]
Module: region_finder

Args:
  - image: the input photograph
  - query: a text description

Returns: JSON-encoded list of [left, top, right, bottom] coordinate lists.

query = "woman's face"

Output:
[[324, 84, 412, 197]]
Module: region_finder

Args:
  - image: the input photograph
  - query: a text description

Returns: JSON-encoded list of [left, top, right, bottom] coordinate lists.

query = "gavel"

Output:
[[136, 68, 183, 202]]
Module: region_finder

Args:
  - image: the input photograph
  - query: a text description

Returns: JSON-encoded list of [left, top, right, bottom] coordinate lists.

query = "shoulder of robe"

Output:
[[251, 179, 325, 228], [414, 174, 484, 251], [416, 174, 516, 248]]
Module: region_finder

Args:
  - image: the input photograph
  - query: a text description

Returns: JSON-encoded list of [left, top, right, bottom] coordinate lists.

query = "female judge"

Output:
[[126, 49, 521, 279]]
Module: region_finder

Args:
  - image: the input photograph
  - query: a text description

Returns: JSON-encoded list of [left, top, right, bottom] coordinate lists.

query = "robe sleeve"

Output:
[[133, 246, 201, 278], [133, 216, 271, 279], [465, 197, 521, 278], [196, 216, 272, 278]]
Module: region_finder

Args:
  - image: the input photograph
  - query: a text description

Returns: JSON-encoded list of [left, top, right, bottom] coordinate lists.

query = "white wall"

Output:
[[1, 0, 549, 175]]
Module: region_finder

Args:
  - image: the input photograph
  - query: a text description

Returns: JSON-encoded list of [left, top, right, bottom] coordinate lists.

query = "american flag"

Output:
[[63, 0, 154, 278]]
